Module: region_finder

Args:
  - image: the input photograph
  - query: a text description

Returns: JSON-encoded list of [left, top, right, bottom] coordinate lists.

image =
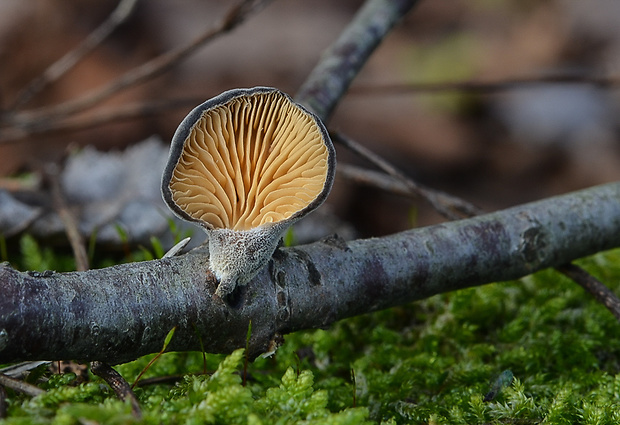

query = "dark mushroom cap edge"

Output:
[[161, 86, 337, 232]]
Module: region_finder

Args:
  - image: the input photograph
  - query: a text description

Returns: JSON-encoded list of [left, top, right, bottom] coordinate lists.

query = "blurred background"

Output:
[[1, 0, 620, 241]]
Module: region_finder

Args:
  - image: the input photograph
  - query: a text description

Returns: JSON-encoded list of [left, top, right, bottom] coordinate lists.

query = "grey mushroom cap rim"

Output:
[[161, 86, 337, 231]]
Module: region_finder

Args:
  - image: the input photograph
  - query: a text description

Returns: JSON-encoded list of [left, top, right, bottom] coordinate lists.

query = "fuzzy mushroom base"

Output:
[[207, 223, 290, 297], [162, 87, 336, 297]]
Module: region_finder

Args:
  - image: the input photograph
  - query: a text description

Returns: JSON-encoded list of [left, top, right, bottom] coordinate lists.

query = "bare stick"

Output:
[[90, 361, 141, 418], [10, 0, 140, 110], [7, 0, 271, 129], [2, 182, 620, 364], [47, 164, 89, 272], [338, 163, 414, 198], [338, 140, 620, 321], [291, 0, 480, 219], [557, 263, 620, 321], [7, 72, 620, 143], [333, 132, 483, 220], [338, 142, 620, 322], [0, 373, 45, 397], [296, 0, 419, 121]]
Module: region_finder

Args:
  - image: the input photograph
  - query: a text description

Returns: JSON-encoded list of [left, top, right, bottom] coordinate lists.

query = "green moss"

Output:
[[5, 249, 620, 424], [17, 234, 76, 272]]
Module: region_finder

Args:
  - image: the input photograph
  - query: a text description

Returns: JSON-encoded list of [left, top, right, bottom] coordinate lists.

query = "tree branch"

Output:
[[295, 0, 419, 121], [337, 137, 620, 322], [2, 182, 620, 364]]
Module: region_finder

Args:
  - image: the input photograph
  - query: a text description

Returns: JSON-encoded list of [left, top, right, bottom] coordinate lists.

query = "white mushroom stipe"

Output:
[[161, 87, 336, 298]]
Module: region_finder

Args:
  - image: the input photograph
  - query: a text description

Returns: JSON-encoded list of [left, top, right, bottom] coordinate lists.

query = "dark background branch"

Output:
[[295, 0, 418, 121], [1, 0, 272, 132]]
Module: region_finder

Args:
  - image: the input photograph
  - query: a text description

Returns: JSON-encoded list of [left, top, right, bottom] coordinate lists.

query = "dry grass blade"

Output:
[[47, 164, 89, 272]]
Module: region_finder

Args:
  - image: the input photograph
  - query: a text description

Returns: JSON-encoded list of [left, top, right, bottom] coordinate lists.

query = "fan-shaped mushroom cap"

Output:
[[162, 87, 335, 297]]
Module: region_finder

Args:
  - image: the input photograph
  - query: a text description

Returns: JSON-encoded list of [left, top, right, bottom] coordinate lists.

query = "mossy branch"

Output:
[[2, 182, 620, 364]]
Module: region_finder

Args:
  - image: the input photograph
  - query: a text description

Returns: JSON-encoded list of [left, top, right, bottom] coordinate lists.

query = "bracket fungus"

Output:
[[162, 87, 336, 297]]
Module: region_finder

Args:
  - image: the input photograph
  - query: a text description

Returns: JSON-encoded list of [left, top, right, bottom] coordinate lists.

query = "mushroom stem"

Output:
[[208, 222, 289, 297]]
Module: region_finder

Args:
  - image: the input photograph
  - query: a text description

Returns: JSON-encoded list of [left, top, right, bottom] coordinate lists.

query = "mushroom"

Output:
[[162, 87, 336, 297]]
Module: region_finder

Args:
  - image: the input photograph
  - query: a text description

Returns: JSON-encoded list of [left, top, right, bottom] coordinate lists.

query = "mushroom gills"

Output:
[[169, 91, 329, 231]]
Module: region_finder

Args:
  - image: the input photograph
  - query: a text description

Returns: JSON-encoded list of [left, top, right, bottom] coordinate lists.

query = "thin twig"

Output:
[[47, 164, 89, 271], [338, 163, 418, 198], [0, 373, 45, 397], [133, 375, 184, 387], [5, 72, 620, 143], [332, 131, 483, 220], [0, 97, 203, 144], [90, 361, 141, 418], [347, 72, 620, 96], [10, 0, 140, 110], [6, 0, 271, 130], [557, 263, 620, 321]]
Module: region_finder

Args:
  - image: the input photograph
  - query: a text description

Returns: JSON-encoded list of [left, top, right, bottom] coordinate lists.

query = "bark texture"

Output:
[[2, 182, 620, 364]]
